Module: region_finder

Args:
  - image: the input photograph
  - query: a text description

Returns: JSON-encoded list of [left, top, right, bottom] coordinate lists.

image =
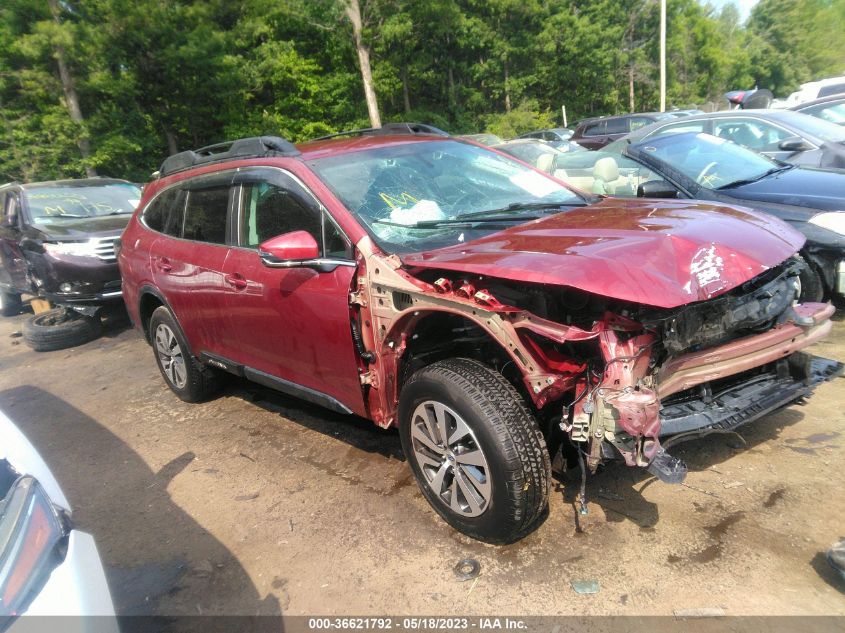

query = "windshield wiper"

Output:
[[373, 200, 588, 230], [374, 215, 544, 229], [104, 210, 133, 215], [717, 164, 792, 190], [458, 201, 588, 219]]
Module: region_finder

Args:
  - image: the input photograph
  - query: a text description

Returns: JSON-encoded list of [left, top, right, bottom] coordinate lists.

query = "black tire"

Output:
[[0, 291, 22, 317], [398, 358, 550, 544], [23, 308, 102, 352], [148, 306, 225, 403], [796, 254, 825, 303]]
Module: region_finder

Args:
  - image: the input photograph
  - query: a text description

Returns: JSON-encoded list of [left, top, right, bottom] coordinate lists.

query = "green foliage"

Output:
[[1, 0, 842, 182], [481, 101, 557, 138]]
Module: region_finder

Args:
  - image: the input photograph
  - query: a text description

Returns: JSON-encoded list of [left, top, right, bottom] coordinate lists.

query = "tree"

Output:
[[343, 0, 381, 127]]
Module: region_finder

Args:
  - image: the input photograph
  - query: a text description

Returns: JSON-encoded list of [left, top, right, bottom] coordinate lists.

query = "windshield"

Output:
[[626, 133, 780, 190], [24, 183, 141, 224], [494, 142, 562, 171], [308, 139, 584, 253], [787, 112, 845, 142]]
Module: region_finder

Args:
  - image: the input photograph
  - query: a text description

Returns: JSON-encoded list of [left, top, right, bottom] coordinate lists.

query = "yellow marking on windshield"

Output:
[[379, 192, 419, 209]]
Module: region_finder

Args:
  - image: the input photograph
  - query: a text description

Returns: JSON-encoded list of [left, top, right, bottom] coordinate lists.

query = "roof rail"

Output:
[[309, 122, 450, 142], [158, 136, 300, 178]]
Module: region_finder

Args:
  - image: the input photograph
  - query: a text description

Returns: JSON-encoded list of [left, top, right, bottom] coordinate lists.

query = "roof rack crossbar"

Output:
[[158, 135, 300, 178], [310, 122, 450, 143]]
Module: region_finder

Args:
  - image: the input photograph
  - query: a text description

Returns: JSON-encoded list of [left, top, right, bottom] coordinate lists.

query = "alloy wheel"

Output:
[[409, 400, 492, 517], [154, 323, 187, 389]]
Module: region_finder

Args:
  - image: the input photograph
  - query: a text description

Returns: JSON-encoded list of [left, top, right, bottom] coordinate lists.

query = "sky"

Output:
[[704, 0, 760, 22]]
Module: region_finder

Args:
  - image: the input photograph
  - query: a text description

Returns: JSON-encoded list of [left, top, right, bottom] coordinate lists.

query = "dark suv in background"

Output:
[[571, 112, 676, 149], [0, 178, 141, 350]]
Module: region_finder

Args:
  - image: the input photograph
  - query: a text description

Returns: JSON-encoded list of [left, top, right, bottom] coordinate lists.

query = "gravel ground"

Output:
[[0, 305, 843, 617]]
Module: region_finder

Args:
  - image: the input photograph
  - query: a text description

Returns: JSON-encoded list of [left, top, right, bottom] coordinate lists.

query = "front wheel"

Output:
[[795, 256, 825, 303], [398, 358, 550, 544]]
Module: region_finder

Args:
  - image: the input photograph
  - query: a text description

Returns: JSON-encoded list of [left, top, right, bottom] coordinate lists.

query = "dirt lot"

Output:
[[0, 305, 844, 617]]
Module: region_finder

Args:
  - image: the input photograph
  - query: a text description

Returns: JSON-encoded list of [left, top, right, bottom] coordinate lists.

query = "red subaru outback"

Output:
[[119, 126, 841, 543]]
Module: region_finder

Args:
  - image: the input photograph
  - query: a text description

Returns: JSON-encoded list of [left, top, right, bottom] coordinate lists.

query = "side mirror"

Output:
[[637, 180, 678, 199], [778, 136, 813, 152], [259, 231, 319, 267], [19, 237, 43, 252]]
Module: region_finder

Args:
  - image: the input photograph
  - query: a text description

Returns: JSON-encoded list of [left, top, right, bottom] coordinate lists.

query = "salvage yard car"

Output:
[[623, 109, 845, 169], [118, 127, 842, 543], [0, 178, 141, 351]]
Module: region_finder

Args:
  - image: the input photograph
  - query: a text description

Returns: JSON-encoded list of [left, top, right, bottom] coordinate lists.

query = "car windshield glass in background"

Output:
[[803, 102, 845, 125], [497, 142, 560, 165], [25, 184, 141, 224], [629, 133, 777, 189], [786, 112, 845, 142], [308, 139, 584, 253]]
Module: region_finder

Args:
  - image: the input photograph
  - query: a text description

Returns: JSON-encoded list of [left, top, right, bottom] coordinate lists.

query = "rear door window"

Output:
[[143, 187, 186, 237], [582, 121, 605, 136], [183, 186, 231, 244], [604, 118, 629, 135]]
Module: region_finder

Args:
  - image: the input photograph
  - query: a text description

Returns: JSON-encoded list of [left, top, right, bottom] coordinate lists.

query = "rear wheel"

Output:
[[398, 358, 550, 544], [148, 306, 225, 402], [23, 308, 101, 351], [0, 291, 22, 317]]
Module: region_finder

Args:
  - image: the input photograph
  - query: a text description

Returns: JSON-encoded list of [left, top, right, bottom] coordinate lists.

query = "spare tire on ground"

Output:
[[23, 308, 102, 352]]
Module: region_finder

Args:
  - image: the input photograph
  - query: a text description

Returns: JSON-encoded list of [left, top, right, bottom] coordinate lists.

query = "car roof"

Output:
[[623, 109, 830, 141], [296, 133, 455, 161], [19, 177, 134, 190], [791, 94, 845, 110]]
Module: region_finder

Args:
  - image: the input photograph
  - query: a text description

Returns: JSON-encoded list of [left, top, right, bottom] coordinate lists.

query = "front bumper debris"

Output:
[[660, 354, 844, 436]]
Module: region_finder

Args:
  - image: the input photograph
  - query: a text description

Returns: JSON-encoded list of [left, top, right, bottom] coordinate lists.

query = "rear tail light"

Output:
[[0, 476, 65, 617]]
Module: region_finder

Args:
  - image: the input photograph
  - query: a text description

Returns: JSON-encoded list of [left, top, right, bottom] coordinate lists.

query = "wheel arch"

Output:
[[137, 285, 178, 345], [383, 307, 536, 406]]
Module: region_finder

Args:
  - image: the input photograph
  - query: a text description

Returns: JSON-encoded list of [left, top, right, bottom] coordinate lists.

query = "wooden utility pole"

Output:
[[48, 0, 96, 176], [343, 0, 381, 128]]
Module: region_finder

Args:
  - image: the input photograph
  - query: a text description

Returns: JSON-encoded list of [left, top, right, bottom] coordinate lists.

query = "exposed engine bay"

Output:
[[351, 243, 842, 495]]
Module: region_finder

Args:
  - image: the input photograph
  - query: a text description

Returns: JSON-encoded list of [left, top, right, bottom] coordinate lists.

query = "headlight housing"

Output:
[[0, 476, 66, 617], [42, 240, 100, 258], [808, 212, 845, 237]]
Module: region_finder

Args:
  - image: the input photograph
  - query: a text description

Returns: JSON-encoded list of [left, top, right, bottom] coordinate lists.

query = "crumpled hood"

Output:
[[401, 198, 805, 308], [34, 215, 130, 240]]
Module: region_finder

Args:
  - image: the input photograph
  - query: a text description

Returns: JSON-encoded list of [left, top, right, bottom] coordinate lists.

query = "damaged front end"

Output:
[[354, 242, 842, 489]]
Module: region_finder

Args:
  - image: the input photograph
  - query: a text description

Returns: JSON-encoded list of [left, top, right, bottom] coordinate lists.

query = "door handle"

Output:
[[224, 273, 247, 290], [155, 257, 172, 272]]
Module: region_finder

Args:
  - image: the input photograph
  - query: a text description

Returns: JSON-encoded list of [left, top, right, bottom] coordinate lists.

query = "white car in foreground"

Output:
[[0, 409, 116, 631]]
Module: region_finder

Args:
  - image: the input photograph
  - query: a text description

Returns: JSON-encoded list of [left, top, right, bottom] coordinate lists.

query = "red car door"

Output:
[[221, 167, 365, 416], [149, 175, 237, 359]]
